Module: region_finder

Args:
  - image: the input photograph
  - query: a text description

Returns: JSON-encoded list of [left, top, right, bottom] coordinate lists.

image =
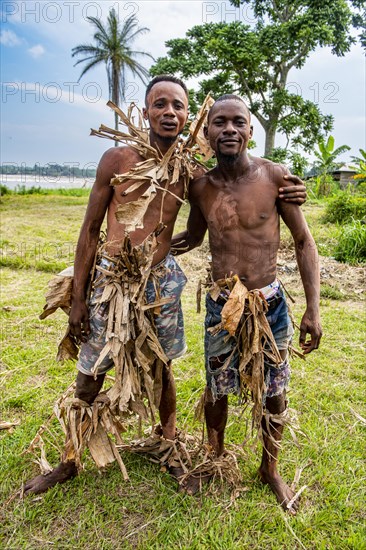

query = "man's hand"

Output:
[[279, 175, 307, 204], [299, 310, 322, 354], [69, 299, 90, 343]]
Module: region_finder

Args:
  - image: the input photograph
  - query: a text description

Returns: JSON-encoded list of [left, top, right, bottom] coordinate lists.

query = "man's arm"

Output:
[[278, 201, 322, 354], [171, 202, 208, 256], [68, 148, 118, 341]]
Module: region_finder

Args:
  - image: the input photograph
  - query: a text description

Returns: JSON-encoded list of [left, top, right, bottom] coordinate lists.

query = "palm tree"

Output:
[[72, 8, 153, 143]]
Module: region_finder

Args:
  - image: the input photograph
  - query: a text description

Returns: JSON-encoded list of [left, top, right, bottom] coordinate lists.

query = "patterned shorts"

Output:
[[204, 284, 294, 403], [77, 254, 187, 376]]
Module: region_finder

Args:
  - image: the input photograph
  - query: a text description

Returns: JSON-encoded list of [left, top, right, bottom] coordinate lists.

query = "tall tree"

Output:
[[72, 8, 153, 140], [151, 0, 360, 156]]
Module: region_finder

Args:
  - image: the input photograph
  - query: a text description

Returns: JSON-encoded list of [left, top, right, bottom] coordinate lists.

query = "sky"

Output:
[[1, 0, 365, 176]]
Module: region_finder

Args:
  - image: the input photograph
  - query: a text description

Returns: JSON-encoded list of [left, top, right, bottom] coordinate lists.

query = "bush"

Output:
[[0, 184, 11, 195], [307, 176, 340, 198], [324, 193, 366, 224], [334, 219, 366, 264]]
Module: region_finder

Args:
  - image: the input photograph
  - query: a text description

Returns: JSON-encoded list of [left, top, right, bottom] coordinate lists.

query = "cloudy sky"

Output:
[[1, 0, 365, 173]]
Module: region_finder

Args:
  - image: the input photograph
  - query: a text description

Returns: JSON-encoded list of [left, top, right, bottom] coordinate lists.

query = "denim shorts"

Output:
[[77, 254, 187, 376], [204, 286, 294, 402]]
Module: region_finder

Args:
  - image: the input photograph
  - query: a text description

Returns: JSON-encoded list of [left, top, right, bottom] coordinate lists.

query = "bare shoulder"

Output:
[[95, 146, 140, 187], [249, 155, 289, 188], [98, 145, 139, 173], [188, 171, 210, 203], [191, 163, 207, 180]]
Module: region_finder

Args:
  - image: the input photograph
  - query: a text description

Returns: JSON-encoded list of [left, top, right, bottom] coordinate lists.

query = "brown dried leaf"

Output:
[[56, 330, 79, 362], [39, 275, 73, 319], [115, 184, 156, 230], [221, 278, 248, 336]]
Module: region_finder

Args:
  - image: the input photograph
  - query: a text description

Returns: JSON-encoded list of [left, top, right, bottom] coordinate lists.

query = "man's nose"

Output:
[[223, 122, 237, 134], [163, 103, 176, 117]]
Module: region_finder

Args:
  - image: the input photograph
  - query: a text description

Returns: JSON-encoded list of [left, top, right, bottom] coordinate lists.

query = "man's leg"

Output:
[[159, 362, 176, 441], [258, 353, 299, 513], [182, 386, 228, 495], [205, 387, 228, 457], [23, 372, 105, 495]]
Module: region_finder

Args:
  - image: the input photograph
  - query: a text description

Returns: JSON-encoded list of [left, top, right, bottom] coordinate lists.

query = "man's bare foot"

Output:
[[259, 468, 300, 515], [168, 465, 185, 480], [23, 462, 78, 496], [179, 472, 213, 496]]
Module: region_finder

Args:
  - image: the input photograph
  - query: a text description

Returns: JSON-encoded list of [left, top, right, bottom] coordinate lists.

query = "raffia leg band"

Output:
[[261, 407, 304, 449]]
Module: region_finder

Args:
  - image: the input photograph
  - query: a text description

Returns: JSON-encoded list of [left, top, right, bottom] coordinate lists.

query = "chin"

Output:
[[157, 132, 179, 142], [217, 151, 240, 163]]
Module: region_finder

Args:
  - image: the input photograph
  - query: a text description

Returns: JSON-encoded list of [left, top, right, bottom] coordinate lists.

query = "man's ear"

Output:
[[142, 107, 148, 120], [250, 125, 253, 139], [203, 125, 208, 140]]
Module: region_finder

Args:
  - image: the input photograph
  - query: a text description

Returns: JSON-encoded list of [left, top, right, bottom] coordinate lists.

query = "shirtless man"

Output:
[[24, 79, 306, 496], [172, 95, 322, 513]]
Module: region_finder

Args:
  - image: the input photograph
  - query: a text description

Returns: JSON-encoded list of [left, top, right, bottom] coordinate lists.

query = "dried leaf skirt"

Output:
[[30, 229, 175, 477]]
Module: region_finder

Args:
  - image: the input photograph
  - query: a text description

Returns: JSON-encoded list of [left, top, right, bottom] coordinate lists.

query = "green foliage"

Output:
[[152, 1, 358, 156], [314, 135, 351, 173], [334, 219, 366, 264], [349, 148, 366, 184], [0, 184, 11, 195], [72, 8, 153, 131], [264, 148, 308, 177], [312, 135, 350, 197], [0, 185, 91, 197], [320, 284, 345, 300], [264, 147, 288, 164], [324, 193, 366, 224]]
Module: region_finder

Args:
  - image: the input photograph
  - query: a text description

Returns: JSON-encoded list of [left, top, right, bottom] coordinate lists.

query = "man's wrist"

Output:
[[305, 305, 320, 317]]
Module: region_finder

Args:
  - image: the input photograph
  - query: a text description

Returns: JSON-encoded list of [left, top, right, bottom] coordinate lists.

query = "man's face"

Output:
[[204, 100, 253, 157], [143, 81, 188, 140]]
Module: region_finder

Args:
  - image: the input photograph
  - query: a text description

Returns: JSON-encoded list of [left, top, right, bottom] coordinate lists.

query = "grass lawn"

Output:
[[1, 194, 365, 549]]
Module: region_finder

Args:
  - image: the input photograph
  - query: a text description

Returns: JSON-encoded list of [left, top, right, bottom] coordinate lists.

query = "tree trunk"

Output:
[[264, 125, 277, 157], [114, 109, 119, 147]]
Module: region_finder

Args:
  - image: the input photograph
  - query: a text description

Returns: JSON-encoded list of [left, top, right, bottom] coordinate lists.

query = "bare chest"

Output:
[[202, 184, 277, 233]]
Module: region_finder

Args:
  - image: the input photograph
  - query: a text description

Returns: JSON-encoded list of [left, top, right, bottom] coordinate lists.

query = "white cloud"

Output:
[[28, 44, 45, 58], [0, 29, 21, 46]]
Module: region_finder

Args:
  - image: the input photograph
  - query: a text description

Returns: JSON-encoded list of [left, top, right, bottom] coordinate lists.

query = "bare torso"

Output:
[[104, 147, 190, 265], [191, 157, 284, 289]]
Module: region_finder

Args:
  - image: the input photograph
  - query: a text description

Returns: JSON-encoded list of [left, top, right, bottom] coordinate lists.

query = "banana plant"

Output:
[[313, 135, 350, 196]]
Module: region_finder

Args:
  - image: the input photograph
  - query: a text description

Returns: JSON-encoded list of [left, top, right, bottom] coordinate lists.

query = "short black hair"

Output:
[[207, 94, 250, 122], [145, 75, 189, 105]]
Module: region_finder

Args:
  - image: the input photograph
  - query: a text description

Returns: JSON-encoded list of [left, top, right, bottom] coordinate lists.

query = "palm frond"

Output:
[[72, 8, 152, 130]]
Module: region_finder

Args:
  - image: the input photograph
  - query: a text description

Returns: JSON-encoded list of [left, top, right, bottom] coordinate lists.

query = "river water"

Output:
[[1, 174, 94, 191]]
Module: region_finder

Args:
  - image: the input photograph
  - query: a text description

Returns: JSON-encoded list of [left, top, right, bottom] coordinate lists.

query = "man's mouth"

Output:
[[161, 121, 177, 130], [220, 139, 239, 144]]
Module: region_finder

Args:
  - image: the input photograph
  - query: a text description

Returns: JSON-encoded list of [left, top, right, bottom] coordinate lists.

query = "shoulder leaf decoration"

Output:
[[90, 95, 214, 231]]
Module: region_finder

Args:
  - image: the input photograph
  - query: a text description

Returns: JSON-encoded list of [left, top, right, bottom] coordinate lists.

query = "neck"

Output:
[[216, 151, 250, 180], [149, 131, 178, 155]]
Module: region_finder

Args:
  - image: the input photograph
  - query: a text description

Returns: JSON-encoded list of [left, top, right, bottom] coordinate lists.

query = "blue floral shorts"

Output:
[[77, 254, 187, 376], [205, 286, 294, 402]]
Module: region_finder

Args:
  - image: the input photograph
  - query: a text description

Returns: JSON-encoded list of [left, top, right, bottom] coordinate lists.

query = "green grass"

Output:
[[1, 195, 365, 549], [334, 219, 366, 265]]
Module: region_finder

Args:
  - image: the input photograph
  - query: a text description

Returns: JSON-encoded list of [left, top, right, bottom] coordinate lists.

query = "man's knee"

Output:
[[75, 371, 105, 404], [265, 391, 286, 415]]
